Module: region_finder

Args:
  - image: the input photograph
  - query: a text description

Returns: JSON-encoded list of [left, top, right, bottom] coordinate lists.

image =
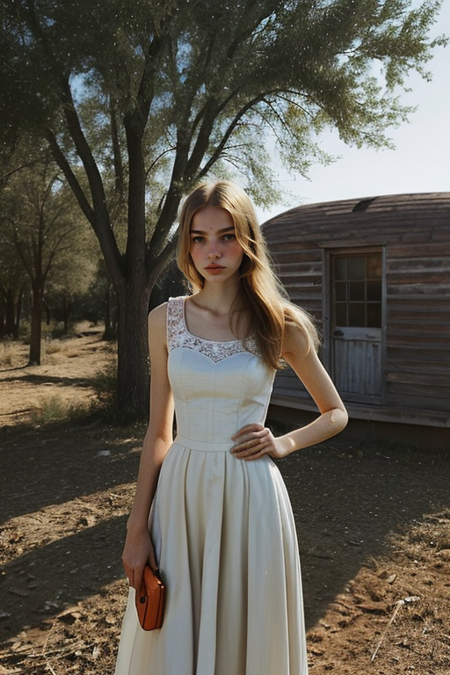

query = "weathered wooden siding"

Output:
[[385, 246, 450, 413], [270, 249, 323, 314], [263, 193, 450, 427]]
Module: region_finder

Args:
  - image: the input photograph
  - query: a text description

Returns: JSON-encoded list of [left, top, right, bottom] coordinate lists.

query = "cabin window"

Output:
[[332, 253, 382, 328]]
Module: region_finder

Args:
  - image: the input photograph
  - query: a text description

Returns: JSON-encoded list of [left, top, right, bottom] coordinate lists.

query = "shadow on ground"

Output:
[[0, 373, 98, 388], [1, 422, 450, 645], [279, 441, 450, 628]]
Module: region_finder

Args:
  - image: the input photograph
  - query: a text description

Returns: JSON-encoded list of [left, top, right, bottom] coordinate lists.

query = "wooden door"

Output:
[[331, 252, 384, 403]]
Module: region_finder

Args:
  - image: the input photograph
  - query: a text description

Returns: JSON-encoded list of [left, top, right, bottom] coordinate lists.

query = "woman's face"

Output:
[[189, 206, 244, 285]]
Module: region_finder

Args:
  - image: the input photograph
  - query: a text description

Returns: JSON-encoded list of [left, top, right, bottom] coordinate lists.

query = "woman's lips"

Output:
[[205, 265, 225, 274]]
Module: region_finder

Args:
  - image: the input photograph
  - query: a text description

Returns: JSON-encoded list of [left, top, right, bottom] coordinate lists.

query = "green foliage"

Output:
[[1, 1, 445, 204], [64, 259, 114, 327], [30, 395, 74, 425]]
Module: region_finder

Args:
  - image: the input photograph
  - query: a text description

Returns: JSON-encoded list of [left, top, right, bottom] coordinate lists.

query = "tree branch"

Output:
[[198, 94, 264, 179], [51, 80, 125, 288], [0, 157, 42, 184], [45, 130, 95, 225], [109, 100, 125, 202], [145, 146, 177, 179], [146, 235, 178, 288]]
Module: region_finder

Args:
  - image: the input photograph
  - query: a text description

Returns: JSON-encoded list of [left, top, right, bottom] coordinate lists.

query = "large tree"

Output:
[[0, 0, 445, 415]]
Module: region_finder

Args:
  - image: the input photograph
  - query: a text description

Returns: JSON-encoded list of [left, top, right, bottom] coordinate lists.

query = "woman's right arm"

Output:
[[121, 303, 174, 592]]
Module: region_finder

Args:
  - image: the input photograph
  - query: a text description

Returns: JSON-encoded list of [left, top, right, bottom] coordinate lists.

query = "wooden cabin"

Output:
[[263, 193, 450, 448]]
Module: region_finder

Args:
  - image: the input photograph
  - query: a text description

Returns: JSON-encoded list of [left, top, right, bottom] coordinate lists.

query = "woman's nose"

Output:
[[207, 240, 221, 258]]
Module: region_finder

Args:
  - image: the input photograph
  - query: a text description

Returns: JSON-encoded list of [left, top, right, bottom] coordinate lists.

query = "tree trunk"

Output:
[[63, 295, 71, 334], [103, 284, 116, 340], [43, 298, 51, 326], [0, 298, 4, 339], [14, 290, 23, 340], [4, 289, 16, 337], [116, 276, 151, 420], [29, 287, 43, 365]]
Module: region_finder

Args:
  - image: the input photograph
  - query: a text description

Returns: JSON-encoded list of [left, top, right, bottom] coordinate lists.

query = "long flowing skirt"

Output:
[[114, 440, 308, 675]]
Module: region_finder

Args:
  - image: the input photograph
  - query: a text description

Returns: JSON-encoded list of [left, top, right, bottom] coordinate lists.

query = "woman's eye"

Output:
[[192, 236, 204, 243], [223, 233, 236, 241]]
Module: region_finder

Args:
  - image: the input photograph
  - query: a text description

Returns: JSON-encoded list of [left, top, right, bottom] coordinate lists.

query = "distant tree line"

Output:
[[0, 138, 109, 362]]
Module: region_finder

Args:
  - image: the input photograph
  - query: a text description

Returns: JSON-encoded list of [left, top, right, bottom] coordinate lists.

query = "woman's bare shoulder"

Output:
[[282, 321, 310, 361], [148, 302, 168, 333]]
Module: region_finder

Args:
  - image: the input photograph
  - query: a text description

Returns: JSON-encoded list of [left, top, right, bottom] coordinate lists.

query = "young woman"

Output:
[[114, 180, 348, 675]]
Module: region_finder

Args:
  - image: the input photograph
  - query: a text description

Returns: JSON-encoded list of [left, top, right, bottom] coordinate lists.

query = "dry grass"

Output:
[[29, 394, 92, 425], [43, 339, 64, 356], [0, 325, 116, 427], [0, 340, 23, 368]]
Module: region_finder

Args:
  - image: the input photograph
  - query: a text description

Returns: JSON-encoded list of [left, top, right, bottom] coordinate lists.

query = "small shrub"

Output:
[[0, 340, 14, 367], [91, 360, 119, 420], [44, 339, 63, 355], [30, 395, 90, 425], [31, 396, 66, 424]]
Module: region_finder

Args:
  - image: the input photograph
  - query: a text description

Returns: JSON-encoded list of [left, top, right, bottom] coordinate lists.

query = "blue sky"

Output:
[[257, 0, 450, 222]]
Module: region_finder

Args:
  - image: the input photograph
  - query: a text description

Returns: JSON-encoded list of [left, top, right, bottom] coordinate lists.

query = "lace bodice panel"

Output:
[[167, 295, 259, 362], [166, 296, 275, 446]]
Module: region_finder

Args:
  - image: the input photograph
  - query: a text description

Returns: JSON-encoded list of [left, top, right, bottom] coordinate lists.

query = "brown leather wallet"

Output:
[[135, 565, 166, 631]]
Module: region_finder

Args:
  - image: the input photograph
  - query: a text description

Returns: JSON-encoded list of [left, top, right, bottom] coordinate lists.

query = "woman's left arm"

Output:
[[231, 323, 348, 460]]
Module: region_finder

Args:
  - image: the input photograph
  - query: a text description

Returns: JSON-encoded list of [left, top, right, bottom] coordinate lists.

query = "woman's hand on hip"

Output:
[[122, 527, 158, 591], [231, 423, 288, 461]]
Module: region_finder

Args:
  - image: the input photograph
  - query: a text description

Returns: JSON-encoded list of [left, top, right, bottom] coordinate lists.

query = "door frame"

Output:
[[322, 245, 387, 405]]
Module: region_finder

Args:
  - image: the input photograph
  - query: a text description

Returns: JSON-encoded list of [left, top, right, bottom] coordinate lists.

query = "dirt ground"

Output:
[[1, 328, 450, 674]]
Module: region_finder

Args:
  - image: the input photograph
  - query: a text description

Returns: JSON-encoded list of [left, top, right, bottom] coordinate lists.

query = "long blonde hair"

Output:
[[177, 180, 319, 369]]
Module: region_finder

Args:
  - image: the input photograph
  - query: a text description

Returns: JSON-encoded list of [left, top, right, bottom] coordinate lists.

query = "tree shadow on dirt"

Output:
[[0, 423, 140, 643], [280, 442, 450, 629], [0, 373, 99, 388], [0, 365, 29, 374], [1, 422, 450, 645], [0, 424, 141, 523], [0, 515, 128, 640]]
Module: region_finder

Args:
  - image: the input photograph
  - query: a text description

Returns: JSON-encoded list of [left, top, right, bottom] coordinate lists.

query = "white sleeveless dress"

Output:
[[114, 296, 308, 675]]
